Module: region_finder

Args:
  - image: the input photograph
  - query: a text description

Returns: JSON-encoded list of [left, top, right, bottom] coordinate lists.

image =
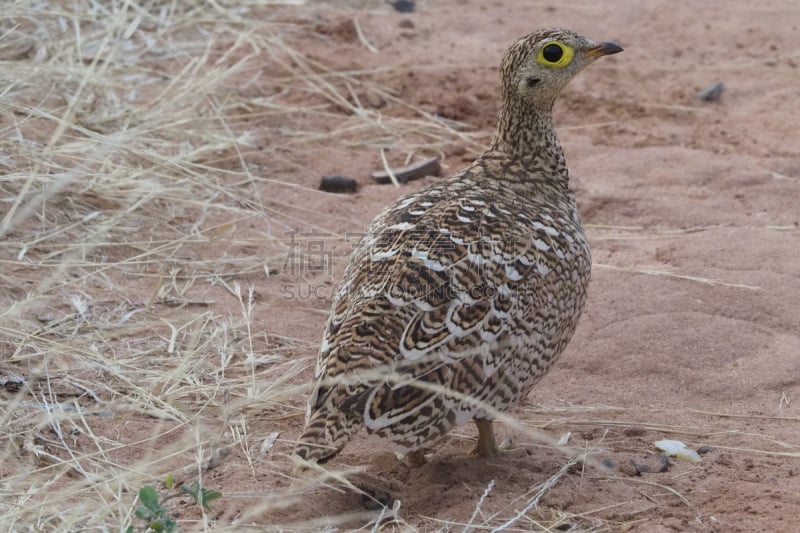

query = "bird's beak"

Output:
[[585, 41, 624, 58]]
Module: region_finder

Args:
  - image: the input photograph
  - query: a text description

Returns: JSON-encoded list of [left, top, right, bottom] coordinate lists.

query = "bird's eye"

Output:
[[536, 41, 574, 68], [542, 44, 562, 62]]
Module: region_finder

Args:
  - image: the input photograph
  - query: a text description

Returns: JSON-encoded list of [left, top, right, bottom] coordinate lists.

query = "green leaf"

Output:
[[165, 474, 174, 490], [134, 506, 154, 521], [138, 486, 160, 512], [179, 482, 222, 510], [198, 488, 222, 509], [125, 526, 134, 533], [179, 483, 197, 501]]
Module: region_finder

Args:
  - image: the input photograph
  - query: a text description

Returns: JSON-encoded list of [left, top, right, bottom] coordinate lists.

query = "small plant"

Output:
[[178, 480, 223, 511], [126, 476, 222, 533], [126, 486, 177, 533]]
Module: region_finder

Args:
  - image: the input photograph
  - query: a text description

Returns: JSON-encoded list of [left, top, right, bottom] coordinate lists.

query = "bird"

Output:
[[295, 28, 623, 465]]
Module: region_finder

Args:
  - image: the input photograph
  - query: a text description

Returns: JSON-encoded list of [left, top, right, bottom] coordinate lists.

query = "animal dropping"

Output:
[[295, 28, 623, 465]]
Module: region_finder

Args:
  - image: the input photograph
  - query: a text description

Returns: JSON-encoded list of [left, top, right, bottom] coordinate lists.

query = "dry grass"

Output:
[[4, 2, 309, 530], [0, 2, 493, 531]]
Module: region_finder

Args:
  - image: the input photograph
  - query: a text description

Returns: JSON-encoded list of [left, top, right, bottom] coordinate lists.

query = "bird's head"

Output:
[[500, 28, 623, 110]]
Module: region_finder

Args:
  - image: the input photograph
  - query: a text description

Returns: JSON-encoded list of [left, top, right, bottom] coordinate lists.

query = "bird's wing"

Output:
[[307, 184, 569, 427]]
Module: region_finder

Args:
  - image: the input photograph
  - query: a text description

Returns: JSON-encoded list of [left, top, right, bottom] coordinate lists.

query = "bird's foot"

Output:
[[469, 419, 528, 458], [470, 436, 528, 458]]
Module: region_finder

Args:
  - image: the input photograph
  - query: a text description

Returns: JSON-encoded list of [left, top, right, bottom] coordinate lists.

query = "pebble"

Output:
[[319, 175, 358, 193], [390, 0, 415, 13], [620, 454, 671, 476], [0, 375, 26, 392], [698, 81, 724, 102]]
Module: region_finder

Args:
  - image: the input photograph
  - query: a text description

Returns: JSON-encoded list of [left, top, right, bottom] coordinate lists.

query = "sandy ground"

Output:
[[252, 1, 800, 530], [2, 0, 799, 531]]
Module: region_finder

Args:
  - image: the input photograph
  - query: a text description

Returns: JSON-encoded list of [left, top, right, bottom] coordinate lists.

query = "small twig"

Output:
[[490, 458, 577, 532], [463, 479, 495, 532], [169, 446, 232, 488], [372, 155, 441, 184], [379, 148, 402, 187], [594, 263, 763, 290], [353, 17, 378, 54], [598, 476, 692, 507]]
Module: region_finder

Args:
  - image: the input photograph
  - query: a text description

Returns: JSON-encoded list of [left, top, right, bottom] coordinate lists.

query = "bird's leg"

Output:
[[471, 418, 500, 457]]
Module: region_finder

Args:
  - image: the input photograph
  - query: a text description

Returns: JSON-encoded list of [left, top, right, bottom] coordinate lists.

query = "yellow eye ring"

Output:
[[536, 41, 574, 68]]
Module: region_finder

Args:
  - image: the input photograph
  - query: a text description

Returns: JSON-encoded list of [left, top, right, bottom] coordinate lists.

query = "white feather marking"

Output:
[[387, 294, 407, 307], [533, 238, 550, 251], [411, 248, 446, 271], [363, 387, 439, 431], [457, 290, 477, 305], [398, 320, 446, 360], [398, 342, 434, 361], [412, 299, 434, 311], [394, 197, 415, 210], [467, 252, 488, 265], [409, 209, 426, 216], [492, 307, 509, 319], [388, 222, 415, 231], [490, 253, 505, 264], [445, 317, 467, 337], [456, 213, 472, 223], [455, 409, 475, 425], [444, 301, 471, 337], [480, 330, 498, 343], [371, 249, 399, 261], [532, 221, 560, 236]]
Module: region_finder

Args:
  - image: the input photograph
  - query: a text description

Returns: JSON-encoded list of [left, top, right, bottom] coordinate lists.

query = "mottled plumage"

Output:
[[295, 28, 622, 463]]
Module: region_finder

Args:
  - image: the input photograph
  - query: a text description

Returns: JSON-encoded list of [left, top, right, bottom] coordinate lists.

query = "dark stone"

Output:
[[620, 454, 671, 476], [391, 0, 415, 13], [371, 156, 441, 184], [633, 454, 671, 474], [698, 81, 724, 102], [319, 175, 358, 193]]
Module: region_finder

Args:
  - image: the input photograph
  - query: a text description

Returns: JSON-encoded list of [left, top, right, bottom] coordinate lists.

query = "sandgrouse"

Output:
[[295, 28, 622, 464]]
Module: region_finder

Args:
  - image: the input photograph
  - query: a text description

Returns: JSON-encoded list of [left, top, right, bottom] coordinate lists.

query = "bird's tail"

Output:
[[294, 406, 361, 464]]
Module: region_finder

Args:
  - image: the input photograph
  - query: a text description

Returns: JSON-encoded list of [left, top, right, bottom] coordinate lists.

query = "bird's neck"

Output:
[[487, 102, 568, 182]]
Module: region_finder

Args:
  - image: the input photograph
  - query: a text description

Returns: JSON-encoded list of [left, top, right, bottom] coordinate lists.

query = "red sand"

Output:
[[246, 1, 800, 530]]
